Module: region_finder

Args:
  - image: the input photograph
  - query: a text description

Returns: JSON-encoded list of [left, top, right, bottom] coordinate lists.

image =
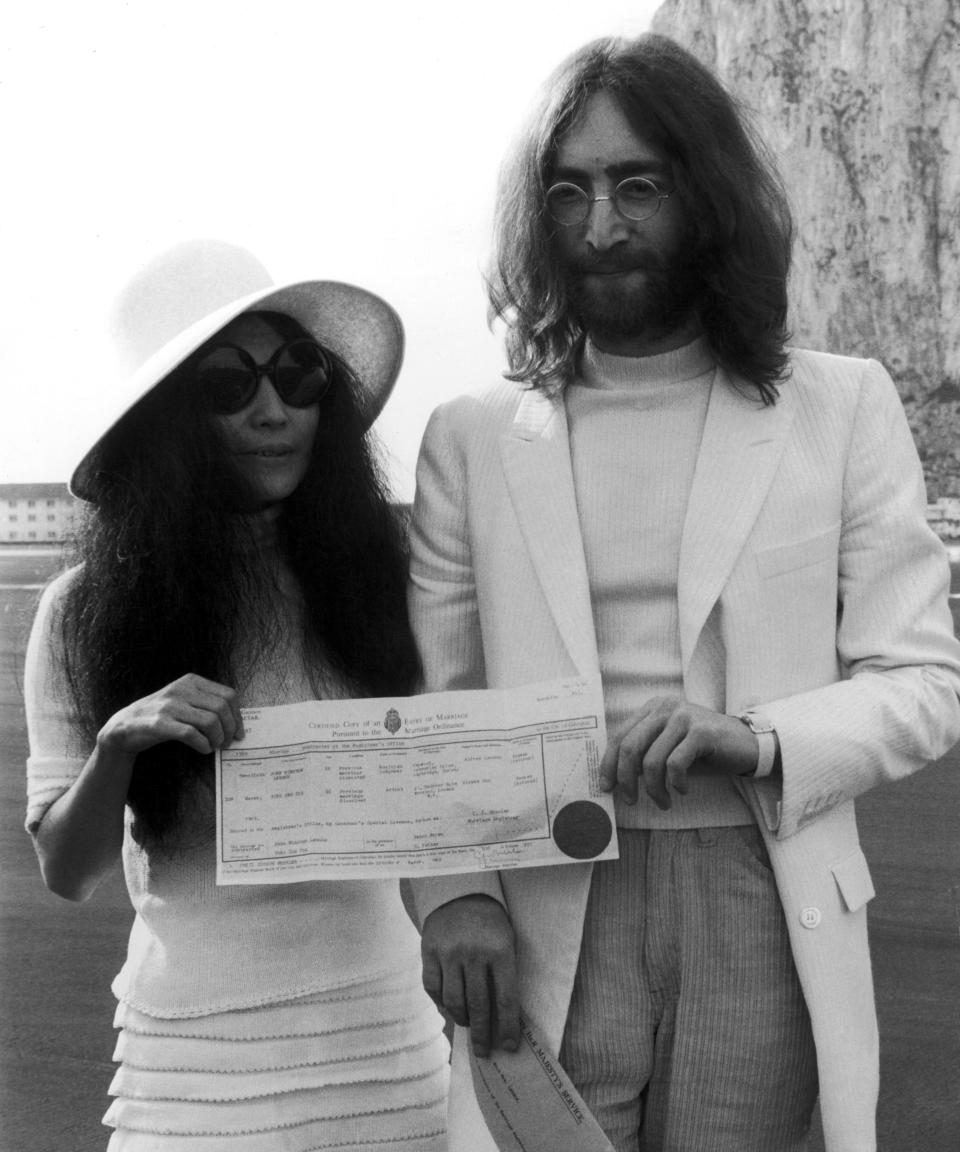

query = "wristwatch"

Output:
[[736, 711, 777, 778]]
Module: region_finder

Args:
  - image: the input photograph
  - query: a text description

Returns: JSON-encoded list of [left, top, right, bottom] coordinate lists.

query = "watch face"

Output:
[[743, 713, 775, 735]]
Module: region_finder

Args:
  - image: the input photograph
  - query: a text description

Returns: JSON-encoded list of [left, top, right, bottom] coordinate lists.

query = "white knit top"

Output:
[[566, 336, 752, 828], [25, 567, 425, 1018]]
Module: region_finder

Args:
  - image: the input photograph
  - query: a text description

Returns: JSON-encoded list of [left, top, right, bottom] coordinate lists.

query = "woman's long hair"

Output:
[[59, 311, 419, 839], [487, 34, 795, 402]]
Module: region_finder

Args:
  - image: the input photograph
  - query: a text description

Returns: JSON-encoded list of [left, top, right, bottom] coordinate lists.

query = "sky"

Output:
[[2, 0, 662, 500]]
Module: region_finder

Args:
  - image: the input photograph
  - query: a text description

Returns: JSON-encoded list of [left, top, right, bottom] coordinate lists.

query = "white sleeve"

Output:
[[407, 403, 504, 919], [24, 568, 90, 833], [762, 361, 960, 837]]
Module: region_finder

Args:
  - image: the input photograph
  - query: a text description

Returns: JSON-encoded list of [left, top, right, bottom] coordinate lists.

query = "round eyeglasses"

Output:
[[545, 176, 673, 227], [194, 339, 333, 415]]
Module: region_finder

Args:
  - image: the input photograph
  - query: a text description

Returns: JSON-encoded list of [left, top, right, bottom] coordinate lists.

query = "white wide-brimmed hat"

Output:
[[70, 239, 405, 500]]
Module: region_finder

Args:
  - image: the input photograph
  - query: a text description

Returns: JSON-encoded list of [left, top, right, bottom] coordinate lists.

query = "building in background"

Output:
[[0, 483, 78, 543]]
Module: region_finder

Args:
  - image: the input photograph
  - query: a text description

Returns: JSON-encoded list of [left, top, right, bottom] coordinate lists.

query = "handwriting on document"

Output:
[[216, 676, 617, 883]]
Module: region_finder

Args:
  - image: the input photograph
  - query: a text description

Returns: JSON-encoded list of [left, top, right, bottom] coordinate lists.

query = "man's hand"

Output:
[[600, 697, 758, 809], [420, 894, 520, 1058]]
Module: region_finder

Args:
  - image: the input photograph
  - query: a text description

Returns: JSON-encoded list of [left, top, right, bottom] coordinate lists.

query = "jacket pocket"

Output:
[[755, 523, 840, 580], [830, 846, 876, 912]]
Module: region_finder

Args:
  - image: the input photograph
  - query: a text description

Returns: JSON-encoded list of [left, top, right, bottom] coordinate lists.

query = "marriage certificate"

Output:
[[215, 675, 616, 884]]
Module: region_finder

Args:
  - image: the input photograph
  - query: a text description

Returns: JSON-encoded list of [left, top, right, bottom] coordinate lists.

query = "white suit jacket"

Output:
[[407, 348, 960, 1152]]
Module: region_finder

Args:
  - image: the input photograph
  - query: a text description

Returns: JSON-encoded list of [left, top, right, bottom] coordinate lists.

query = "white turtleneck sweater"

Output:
[[565, 336, 752, 829]]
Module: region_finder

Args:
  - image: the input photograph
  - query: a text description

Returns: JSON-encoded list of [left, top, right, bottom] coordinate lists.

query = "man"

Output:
[[408, 34, 960, 1152]]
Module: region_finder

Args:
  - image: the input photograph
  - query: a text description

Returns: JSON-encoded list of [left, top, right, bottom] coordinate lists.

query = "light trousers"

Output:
[[559, 826, 819, 1152]]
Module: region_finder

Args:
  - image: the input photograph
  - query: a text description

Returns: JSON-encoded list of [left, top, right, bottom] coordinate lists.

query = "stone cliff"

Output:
[[651, 0, 960, 496]]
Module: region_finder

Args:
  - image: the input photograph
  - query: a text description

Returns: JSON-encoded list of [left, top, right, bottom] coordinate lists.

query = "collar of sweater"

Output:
[[579, 335, 716, 392]]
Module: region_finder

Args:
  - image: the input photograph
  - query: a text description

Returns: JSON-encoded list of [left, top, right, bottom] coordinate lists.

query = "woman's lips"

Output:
[[241, 446, 295, 457]]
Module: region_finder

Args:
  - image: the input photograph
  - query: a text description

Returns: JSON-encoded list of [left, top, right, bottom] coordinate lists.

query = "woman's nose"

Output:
[[248, 377, 289, 424]]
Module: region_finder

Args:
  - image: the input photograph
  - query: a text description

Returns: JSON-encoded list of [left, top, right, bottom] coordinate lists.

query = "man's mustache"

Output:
[[566, 250, 663, 275]]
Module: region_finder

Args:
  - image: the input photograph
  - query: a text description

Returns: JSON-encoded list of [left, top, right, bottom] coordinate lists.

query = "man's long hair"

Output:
[[58, 311, 420, 840], [487, 34, 794, 402]]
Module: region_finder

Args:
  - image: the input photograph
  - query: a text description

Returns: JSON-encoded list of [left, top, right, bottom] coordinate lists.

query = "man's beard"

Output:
[[564, 247, 703, 347]]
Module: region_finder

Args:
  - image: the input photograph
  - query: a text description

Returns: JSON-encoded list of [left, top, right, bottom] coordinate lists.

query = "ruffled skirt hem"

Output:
[[104, 971, 448, 1151]]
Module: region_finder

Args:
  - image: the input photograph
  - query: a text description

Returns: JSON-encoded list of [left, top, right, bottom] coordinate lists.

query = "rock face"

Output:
[[651, 0, 960, 496]]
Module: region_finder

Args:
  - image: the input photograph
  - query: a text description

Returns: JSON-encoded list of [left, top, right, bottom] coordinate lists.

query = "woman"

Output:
[[25, 240, 448, 1151]]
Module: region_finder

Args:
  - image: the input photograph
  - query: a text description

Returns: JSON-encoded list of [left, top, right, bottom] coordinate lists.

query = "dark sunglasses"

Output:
[[194, 339, 333, 415]]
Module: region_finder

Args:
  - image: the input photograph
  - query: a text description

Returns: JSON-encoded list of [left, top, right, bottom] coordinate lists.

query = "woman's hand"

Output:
[[97, 673, 244, 759], [34, 673, 242, 902]]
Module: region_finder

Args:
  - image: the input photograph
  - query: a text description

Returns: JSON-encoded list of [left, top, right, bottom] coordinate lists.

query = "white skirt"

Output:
[[104, 967, 449, 1151]]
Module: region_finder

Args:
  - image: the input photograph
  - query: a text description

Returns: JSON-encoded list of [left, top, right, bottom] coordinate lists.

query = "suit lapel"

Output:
[[499, 389, 600, 675], [499, 369, 796, 682], [678, 368, 797, 674]]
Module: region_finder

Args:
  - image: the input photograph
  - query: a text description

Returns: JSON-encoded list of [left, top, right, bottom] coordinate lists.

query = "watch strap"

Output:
[[737, 712, 777, 778], [751, 729, 776, 778]]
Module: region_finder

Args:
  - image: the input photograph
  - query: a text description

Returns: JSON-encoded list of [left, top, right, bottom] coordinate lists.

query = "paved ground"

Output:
[[1, 546, 958, 1151]]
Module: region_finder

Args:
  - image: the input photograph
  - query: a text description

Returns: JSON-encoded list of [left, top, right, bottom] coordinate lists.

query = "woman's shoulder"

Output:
[[27, 564, 83, 663], [44, 562, 82, 597], [32, 563, 82, 624]]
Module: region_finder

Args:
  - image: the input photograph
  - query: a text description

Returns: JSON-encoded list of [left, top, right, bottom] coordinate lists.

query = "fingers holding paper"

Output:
[[420, 894, 520, 1057], [97, 672, 244, 758]]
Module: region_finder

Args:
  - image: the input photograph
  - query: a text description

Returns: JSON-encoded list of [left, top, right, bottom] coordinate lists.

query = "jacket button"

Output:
[[800, 907, 821, 929]]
